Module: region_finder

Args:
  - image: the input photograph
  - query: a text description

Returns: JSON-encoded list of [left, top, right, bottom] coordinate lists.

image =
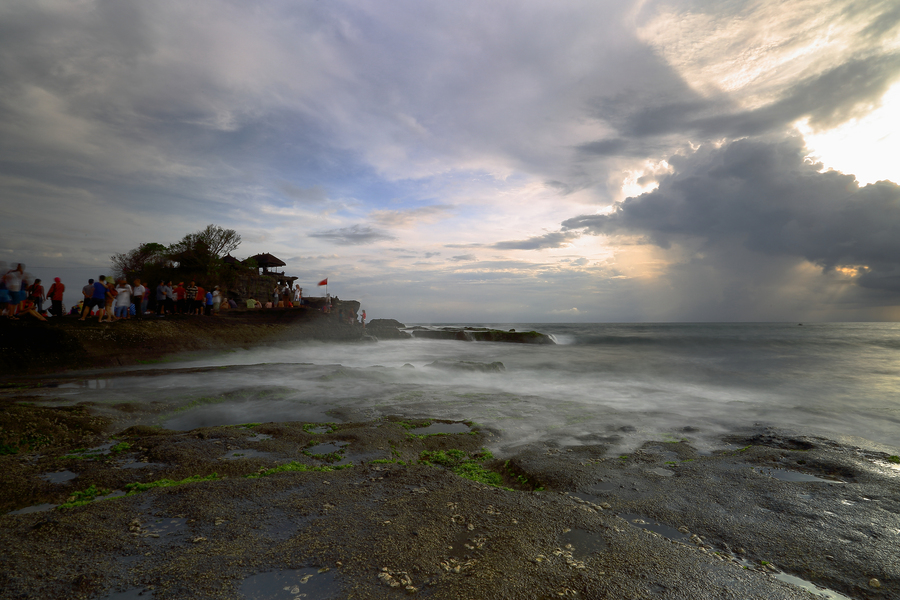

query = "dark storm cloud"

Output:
[[576, 139, 630, 157], [588, 53, 900, 144], [493, 231, 580, 250], [695, 53, 900, 136], [308, 225, 395, 245], [563, 136, 900, 291]]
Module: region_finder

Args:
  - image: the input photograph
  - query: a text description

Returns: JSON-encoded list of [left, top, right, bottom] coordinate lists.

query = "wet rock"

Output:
[[367, 319, 412, 340], [423, 359, 506, 373], [378, 568, 413, 588]]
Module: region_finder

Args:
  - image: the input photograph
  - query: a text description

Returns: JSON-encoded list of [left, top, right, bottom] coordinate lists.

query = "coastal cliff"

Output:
[[1, 311, 554, 376], [0, 309, 362, 376]]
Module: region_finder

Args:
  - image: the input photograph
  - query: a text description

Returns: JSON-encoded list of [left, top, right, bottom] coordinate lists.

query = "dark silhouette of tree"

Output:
[[196, 225, 241, 258], [111, 242, 168, 279], [110, 225, 250, 291]]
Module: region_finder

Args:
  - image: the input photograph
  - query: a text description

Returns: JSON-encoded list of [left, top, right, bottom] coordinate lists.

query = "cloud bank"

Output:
[[0, 0, 898, 321]]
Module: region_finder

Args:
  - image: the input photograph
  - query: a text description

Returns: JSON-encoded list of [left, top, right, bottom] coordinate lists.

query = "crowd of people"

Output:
[[1, 263, 52, 321], [2, 264, 320, 323]]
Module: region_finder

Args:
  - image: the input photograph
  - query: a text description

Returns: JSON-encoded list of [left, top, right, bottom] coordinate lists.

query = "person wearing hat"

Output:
[[47, 277, 65, 318]]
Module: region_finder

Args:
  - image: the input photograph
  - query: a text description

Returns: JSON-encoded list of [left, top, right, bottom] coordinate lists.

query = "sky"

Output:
[[2, 0, 899, 322]]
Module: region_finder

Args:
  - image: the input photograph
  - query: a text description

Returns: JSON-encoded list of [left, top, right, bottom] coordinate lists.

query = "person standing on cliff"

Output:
[[194, 284, 205, 315], [115, 279, 132, 320], [79, 279, 94, 320], [45, 278, 62, 316], [185, 281, 197, 314], [155, 280, 166, 316], [3, 263, 25, 319], [28, 278, 45, 314], [174, 282, 186, 314], [81, 275, 108, 321], [47, 277, 65, 318], [96, 276, 110, 320], [165, 281, 175, 315], [132, 279, 145, 320]]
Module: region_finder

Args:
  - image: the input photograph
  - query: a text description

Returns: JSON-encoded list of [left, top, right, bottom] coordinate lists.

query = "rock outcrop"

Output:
[[366, 319, 412, 340], [409, 326, 555, 344], [423, 359, 507, 373]]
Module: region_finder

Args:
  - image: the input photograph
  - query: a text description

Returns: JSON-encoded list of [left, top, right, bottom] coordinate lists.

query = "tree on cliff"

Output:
[[110, 242, 168, 279], [195, 225, 242, 258], [110, 225, 246, 284], [167, 225, 241, 272]]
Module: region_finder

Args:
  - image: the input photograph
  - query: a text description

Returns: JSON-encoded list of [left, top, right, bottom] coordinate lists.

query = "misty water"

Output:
[[45, 322, 900, 455]]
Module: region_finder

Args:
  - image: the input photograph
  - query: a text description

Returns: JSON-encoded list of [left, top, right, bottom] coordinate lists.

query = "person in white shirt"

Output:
[[115, 280, 133, 319], [132, 279, 146, 319]]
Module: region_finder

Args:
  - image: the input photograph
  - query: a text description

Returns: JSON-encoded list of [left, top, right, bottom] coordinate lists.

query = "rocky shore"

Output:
[[1, 363, 897, 599], [1, 321, 896, 599]]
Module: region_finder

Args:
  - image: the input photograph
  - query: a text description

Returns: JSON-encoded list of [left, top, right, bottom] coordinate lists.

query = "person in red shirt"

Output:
[[46, 277, 65, 318], [194, 285, 205, 315], [174, 282, 186, 314], [29, 279, 46, 314]]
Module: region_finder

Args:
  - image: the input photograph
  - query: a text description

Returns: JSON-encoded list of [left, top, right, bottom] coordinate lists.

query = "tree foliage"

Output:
[[195, 224, 241, 258], [109, 225, 245, 283], [110, 242, 168, 279]]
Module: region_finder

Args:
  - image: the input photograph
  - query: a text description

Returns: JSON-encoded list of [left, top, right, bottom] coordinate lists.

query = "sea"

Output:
[[53, 322, 900, 455]]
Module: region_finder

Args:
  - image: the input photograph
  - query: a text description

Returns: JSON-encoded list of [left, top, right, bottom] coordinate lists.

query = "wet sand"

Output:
[[1, 375, 898, 599]]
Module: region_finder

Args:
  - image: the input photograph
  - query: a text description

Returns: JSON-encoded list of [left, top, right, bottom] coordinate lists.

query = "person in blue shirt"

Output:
[[79, 275, 109, 321]]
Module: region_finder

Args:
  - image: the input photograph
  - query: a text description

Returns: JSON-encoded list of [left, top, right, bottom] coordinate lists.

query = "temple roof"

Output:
[[248, 253, 286, 268]]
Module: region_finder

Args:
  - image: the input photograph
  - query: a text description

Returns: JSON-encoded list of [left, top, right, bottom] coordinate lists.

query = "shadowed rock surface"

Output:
[[0, 382, 896, 599]]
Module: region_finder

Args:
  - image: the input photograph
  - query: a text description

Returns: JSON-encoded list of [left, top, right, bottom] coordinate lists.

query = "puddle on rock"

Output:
[[249, 434, 274, 441], [59, 379, 114, 390], [619, 514, 692, 544], [222, 449, 274, 460], [582, 481, 618, 495], [39, 470, 79, 484], [410, 422, 471, 435], [772, 572, 853, 600], [306, 442, 348, 455], [755, 468, 844, 483], [83, 442, 116, 456], [305, 427, 331, 435], [561, 528, 607, 559], [240, 567, 340, 600], [6, 503, 57, 515]]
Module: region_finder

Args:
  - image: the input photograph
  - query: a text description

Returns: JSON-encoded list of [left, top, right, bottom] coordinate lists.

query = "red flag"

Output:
[[317, 278, 328, 286]]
